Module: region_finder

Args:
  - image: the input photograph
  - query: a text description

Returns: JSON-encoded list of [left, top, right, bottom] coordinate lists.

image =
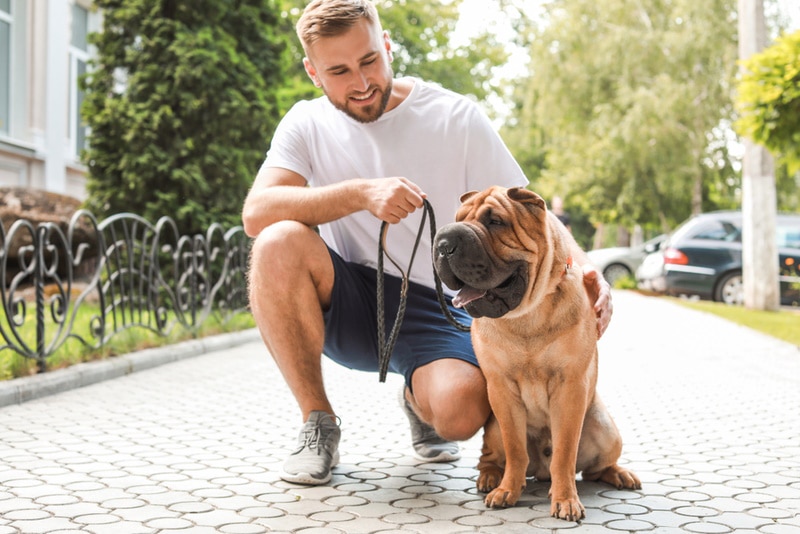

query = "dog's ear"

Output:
[[460, 190, 478, 203], [507, 187, 546, 210]]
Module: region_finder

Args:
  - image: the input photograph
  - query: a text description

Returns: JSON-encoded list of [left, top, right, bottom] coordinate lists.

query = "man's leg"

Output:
[[248, 221, 339, 484], [407, 358, 491, 442], [399, 358, 491, 461]]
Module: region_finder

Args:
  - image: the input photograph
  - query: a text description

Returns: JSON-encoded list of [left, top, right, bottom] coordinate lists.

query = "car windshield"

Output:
[[669, 213, 800, 249], [672, 215, 742, 243]]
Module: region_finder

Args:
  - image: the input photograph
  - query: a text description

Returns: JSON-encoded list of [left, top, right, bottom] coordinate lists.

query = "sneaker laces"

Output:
[[293, 415, 340, 456]]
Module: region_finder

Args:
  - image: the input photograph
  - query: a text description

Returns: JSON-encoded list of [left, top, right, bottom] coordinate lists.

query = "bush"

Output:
[[81, 0, 289, 234]]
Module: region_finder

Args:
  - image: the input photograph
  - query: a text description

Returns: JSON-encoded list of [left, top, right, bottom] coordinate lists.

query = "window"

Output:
[[69, 2, 89, 155], [777, 219, 800, 249], [0, 0, 11, 136], [688, 220, 742, 242]]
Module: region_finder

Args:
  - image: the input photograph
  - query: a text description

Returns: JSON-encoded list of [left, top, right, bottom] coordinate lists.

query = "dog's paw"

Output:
[[476, 467, 503, 493], [484, 486, 521, 508], [551, 497, 585, 521], [598, 465, 642, 490]]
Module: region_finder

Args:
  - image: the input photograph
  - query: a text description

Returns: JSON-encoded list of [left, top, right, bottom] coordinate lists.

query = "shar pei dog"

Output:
[[433, 186, 641, 521]]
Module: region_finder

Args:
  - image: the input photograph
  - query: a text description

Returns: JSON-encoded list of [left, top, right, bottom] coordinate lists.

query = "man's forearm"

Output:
[[243, 180, 367, 237]]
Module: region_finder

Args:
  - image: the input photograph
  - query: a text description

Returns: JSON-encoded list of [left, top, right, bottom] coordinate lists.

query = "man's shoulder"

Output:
[[408, 78, 482, 122], [278, 96, 343, 137], [414, 78, 474, 104], [285, 96, 328, 119]]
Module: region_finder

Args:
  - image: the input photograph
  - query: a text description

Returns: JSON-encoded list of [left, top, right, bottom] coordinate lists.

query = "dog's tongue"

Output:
[[452, 285, 487, 308]]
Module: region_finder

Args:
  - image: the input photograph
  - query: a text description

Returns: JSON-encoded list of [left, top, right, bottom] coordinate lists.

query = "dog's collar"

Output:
[[563, 256, 573, 277]]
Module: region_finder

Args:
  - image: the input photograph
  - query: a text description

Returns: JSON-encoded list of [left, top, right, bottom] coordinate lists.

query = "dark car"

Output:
[[656, 211, 800, 306]]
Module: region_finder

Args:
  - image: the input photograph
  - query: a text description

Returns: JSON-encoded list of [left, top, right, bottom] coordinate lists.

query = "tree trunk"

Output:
[[692, 172, 703, 216], [593, 223, 605, 250], [739, 0, 779, 311]]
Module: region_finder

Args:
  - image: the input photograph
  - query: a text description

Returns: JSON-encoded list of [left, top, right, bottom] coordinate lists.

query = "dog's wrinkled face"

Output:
[[434, 186, 547, 318]]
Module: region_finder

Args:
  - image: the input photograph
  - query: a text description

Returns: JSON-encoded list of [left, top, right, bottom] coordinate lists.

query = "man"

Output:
[[242, 0, 613, 486], [552, 196, 572, 233]]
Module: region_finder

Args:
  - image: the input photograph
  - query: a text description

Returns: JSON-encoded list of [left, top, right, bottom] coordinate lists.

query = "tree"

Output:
[[735, 30, 800, 177], [503, 0, 740, 237], [81, 0, 288, 234], [378, 1, 508, 105]]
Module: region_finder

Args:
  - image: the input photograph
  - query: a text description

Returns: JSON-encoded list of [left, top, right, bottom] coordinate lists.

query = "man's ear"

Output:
[[303, 57, 321, 88], [383, 30, 394, 63]]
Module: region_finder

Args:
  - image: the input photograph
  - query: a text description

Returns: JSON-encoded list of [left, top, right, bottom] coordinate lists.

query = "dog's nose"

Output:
[[436, 236, 457, 257]]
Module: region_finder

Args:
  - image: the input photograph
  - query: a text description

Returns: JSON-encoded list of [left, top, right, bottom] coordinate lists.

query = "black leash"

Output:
[[377, 199, 471, 383]]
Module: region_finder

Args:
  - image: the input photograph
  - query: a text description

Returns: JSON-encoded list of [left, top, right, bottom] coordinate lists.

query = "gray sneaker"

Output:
[[280, 411, 341, 485], [399, 388, 461, 463]]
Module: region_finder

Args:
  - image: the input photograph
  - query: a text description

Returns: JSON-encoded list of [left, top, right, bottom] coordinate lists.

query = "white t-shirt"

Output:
[[264, 77, 528, 290]]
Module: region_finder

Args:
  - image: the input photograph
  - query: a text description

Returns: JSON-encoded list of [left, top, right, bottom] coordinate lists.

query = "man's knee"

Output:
[[412, 362, 490, 441], [250, 221, 328, 282], [248, 221, 332, 306], [250, 220, 316, 265], [432, 399, 488, 441]]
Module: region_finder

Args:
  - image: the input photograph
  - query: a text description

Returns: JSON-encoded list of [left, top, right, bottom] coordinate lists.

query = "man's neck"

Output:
[[385, 77, 415, 113]]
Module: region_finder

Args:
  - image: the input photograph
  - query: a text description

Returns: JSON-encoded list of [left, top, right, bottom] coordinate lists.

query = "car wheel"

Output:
[[603, 263, 632, 286], [714, 271, 743, 305]]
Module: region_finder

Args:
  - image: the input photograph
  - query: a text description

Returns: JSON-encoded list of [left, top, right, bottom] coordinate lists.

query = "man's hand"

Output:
[[366, 177, 426, 224], [582, 265, 613, 338]]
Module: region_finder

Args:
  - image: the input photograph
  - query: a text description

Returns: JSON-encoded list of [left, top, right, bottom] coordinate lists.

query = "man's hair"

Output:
[[296, 0, 380, 51]]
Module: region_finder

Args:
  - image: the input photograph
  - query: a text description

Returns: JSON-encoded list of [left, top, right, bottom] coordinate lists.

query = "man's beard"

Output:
[[329, 78, 393, 124]]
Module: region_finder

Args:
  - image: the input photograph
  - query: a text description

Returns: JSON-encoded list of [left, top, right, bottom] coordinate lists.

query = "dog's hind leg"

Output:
[[577, 395, 641, 490], [583, 463, 642, 490]]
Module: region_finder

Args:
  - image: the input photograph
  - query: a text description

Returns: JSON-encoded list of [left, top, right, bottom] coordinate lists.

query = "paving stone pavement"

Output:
[[0, 290, 799, 533]]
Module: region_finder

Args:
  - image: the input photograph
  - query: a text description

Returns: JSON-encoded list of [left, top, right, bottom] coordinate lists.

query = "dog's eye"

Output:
[[482, 210, 505, 228]]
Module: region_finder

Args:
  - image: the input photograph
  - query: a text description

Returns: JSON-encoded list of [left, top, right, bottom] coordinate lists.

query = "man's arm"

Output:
[[560, 223, 613, 339], [241, 164, 427, 238], [582, 265, 613, 338]]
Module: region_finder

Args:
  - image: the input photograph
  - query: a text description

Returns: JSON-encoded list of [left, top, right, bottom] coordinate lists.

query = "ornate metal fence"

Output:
[[0, 210, 251, 373]]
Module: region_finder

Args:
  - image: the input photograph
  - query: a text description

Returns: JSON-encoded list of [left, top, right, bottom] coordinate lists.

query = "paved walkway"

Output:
[[0, 291, 798, 533]]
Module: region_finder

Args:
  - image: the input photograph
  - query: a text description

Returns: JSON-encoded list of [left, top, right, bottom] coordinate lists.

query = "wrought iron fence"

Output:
[[0, 210, 251, 373]]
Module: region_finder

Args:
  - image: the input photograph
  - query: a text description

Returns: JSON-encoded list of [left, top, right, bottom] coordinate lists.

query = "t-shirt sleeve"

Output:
[[262, 102, 314, 182], [462, 103, 528, 192]]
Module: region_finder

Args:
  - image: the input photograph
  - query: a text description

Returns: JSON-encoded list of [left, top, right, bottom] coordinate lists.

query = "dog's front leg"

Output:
[[548, 382, 590, 521], [483, 384, 528, 508]]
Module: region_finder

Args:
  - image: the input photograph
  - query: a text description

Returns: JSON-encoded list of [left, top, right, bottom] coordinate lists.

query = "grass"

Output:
[[668, 297, 800, 347], [0, 303, 255, 380]]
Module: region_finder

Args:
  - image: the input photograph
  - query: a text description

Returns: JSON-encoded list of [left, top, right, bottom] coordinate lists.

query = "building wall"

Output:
[[0, 0, 98, 201]]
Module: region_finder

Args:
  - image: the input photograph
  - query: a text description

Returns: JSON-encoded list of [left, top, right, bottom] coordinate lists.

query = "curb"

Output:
[[0, 328, 262, 407]]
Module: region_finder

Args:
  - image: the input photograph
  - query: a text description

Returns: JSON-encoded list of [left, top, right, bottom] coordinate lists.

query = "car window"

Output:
[[687, 220, 741, 242], [777, 221, 800, 249]]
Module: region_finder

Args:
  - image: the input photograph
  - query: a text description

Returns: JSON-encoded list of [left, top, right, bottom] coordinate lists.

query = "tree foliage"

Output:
[[735, 30, 800, 176], [503, 0, 740, 235], [82, 0, 288, 233], [378, 1, 508, 104]]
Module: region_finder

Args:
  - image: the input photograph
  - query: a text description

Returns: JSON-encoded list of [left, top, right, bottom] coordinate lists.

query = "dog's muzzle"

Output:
[[434, 223, 527, 318]]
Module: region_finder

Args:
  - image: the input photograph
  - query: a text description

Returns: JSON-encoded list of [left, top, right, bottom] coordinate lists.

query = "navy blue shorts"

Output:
[[322, 247, 476, 388]]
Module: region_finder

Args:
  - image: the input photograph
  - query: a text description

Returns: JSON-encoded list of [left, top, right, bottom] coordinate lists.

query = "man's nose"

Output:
[[352, 69, 369, 91]]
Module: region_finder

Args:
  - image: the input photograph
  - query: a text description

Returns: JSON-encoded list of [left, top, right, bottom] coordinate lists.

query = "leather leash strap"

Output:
[[377, 199, 471, 383]]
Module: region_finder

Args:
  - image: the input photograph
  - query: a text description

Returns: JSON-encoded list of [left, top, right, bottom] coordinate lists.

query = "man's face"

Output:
[[303, 19, 394, 123]]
